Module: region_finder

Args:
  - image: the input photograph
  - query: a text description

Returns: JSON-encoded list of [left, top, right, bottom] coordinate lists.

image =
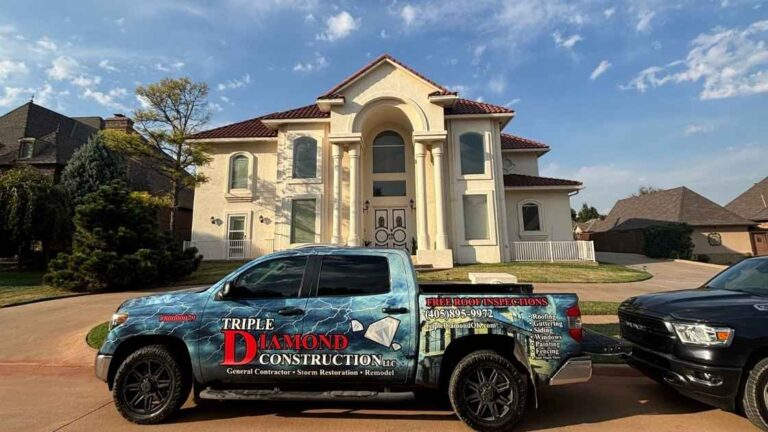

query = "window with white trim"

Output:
[[229, 155, 249, 190], [292, 136, 317, 179], [290, 198, 316, 243], [521, 202, 542, 232], [459, 132, 484, 175], [463, 194, 489, 240]]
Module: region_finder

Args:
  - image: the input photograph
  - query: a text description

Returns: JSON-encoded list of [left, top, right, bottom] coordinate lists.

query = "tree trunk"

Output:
[[169, 178, 178, 233]]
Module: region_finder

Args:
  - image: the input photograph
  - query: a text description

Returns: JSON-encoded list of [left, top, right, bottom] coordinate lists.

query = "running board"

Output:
[[199, 388, 413, 401]]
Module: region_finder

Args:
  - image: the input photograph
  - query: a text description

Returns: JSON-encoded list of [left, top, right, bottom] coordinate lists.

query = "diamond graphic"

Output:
[[391, 343, 401, 351], [364, 316, 400, 347], [351, 320, 364, 332]]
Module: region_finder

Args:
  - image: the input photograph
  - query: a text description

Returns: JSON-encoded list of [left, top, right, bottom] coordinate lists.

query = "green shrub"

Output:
[[643, 223, 694, 259], [44, 182, 201, 293]]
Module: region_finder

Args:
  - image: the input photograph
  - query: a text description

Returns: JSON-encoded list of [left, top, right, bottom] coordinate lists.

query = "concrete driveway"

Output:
[[537, 252, 726, 302], [0, 271, 758, 432]]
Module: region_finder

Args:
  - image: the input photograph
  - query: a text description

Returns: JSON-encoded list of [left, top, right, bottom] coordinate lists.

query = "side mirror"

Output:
[[221, 280, 234, 298]]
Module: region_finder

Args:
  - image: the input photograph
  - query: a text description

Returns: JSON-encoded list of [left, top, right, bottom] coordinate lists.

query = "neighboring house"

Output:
[[592, 187, 756, 264], [187, 54, 582, 267], [0, 102, 194, 240], [725, 176, 768, 256], [573, 219, 599, 240]]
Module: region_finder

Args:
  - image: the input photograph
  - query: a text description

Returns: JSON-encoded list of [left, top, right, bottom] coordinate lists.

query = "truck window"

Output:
[[316, 255, 390, 296], [235, 256, 307, 298]]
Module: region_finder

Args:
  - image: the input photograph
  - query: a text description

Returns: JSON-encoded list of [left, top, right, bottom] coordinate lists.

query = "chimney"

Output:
[[104, 113, 135, 133]]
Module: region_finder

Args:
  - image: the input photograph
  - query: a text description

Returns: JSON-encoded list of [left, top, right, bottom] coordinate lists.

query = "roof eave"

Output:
[[428, 94, 458, 106], [316, 97, 345, 112], [261, 118, 332, 129], [505, 185, 583, 191], [186, 137, 277, 143], [501, 148, 550, 156]]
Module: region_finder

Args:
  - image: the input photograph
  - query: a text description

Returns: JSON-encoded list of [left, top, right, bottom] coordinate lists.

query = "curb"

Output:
[[673, 259, 727, 269], [593, 364, 641, 377], [1, 293, 88, 309]]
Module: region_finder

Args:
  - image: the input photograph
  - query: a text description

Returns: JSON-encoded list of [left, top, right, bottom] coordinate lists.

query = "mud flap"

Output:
[[581, 328, 631, 356]]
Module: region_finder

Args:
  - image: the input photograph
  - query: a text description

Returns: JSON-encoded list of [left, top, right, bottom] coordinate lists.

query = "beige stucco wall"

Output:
[[502, 152, 539, 176], [505, 190, 575, 242], [191, 140, 278, 260], [692, 226, 753, 262]]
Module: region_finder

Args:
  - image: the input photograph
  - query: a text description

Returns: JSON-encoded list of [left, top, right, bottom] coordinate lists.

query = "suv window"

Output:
[[235, 256, 307, 298], [317, 255, 390, 297]]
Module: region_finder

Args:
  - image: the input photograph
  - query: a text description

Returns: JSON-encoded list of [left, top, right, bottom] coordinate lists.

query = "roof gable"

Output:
[[725, 177, 768, 222]]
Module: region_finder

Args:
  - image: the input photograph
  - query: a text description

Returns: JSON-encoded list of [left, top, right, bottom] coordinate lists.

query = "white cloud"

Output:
[[472, 44, 487, 65], [636, 10, 656, 32], [0, 60, 28, 81], [488, 76, 506, 94], [504, 98, 521, 107], [590, 60, 612, 80], [401, 4, 418, 26], [220, 95, 231, 103], [155, 62, 185, 72], [0, 86, 33, 107], [293, 54, 328, 73], [82, 87, 128, 110], [35, 36, 57, 51], [47, 56, 80, 80], [98, 59, 119, 72], [316, 11, 360, 41], [217, 73, 252, 90], [446, 84, 470, 94], [209, 102, 223, 112], [379, 29, 390, 39], [115, 17, 126, 32], [622, 20, 768, 99], [71, 74, 102, 87], [604, 7, 616, 18], [552, 30, 583, 49], [684, 124, 714, 135]]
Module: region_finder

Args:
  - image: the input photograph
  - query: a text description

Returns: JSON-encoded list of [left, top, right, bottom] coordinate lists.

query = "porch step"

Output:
[[199, 388, 413, 401]]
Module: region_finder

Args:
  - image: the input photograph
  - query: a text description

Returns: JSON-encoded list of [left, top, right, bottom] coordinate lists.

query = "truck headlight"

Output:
[[672, 323, 733, 347], [109, 312, 128, 331]]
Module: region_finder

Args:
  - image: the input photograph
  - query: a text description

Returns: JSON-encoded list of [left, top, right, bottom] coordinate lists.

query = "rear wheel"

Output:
[[112, 345, 189, 424], [448, 350, 527, 432], [743, 358, 768, 431]]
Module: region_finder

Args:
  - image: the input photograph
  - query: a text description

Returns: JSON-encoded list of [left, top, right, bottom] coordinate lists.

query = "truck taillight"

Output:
[[566, 304, 583, 341]]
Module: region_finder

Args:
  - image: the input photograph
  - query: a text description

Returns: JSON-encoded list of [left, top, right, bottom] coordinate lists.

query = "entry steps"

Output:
[[200, 388, 414, 401]]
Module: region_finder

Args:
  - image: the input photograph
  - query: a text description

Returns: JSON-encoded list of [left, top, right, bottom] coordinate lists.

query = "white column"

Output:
[[331, 143, 343, 244], [432, 141, 448, 250], [414, 141, 430, 250], [348, 142, 361, 246]]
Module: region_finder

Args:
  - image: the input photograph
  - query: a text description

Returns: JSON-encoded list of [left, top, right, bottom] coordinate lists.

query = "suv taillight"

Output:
[[566, 304, 583, 341]]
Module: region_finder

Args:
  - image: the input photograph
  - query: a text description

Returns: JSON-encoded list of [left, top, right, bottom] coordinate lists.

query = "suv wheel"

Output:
[[448, 350, 527, 432], [112, 345, 190, 424], [744, 357, 768, 431]]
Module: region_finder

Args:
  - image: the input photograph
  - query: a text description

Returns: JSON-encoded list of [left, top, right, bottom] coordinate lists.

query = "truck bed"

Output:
[[418, 282, 534, 295]]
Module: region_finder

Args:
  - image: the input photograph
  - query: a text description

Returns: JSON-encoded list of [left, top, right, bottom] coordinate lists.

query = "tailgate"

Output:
[[581, 328, 632, 356]]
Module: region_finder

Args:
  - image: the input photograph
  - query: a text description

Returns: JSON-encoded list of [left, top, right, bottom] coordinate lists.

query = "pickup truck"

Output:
[[95, 246, 592, 431], [619, 256, 768, 431]]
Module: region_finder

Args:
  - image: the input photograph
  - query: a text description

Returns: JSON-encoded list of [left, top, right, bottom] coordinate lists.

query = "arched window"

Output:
[[459, 132, 484, 175], [293, 136, 317, 179], [372, 131, 405, 173], [521, 202, 541, 232], [229, 155, 249, 190]]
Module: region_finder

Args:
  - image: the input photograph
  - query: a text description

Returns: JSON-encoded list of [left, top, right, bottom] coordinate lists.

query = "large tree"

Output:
[[632, 185, 663, 197], [59, 132, 126, 204], [576, 203, 602, 222], [105, 77, 212, 231]]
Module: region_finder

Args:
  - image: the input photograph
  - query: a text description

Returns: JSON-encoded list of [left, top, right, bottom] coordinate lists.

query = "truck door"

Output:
[[301, 253, 414, 384], [198, 255, 311, 384]]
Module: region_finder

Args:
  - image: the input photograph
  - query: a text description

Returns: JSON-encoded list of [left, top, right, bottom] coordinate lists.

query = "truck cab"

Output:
[[96, 246, 591, 431]]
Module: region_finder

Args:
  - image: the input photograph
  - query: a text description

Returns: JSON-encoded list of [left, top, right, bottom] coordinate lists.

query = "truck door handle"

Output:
[[277, 307, 304, 316], [382, 307, 408, 314]]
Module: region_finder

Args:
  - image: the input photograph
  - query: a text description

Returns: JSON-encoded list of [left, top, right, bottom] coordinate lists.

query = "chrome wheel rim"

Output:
[[463, 365, 515, 422], [121, 359, 174, 415]]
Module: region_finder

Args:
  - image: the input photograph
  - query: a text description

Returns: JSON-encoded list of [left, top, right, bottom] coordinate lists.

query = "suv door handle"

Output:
[[277, 307, 304, 316], [382, 307, 408, 314]]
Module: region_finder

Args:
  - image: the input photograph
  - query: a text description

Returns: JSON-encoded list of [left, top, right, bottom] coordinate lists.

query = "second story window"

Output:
[[18, 138, 35, 160], [372, 131, 405, 173], [459, 132, 484, 175], [229, 155, 249, 190], [292, 136, 317, 179]]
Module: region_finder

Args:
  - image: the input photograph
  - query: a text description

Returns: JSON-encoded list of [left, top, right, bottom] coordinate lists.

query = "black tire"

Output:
[[743, 358, 768, 431], [448, 350, 527, 432], [112, 344, 190, 424]]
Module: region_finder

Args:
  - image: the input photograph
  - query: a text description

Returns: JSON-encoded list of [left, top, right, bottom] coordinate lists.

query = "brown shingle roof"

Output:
[[504, 174, 581, 188], [445, 98, 515, 115], [501, 133, 549, 150], [725, 177, 768, 222], [319, 53, 451, 98], [594, 187, 755, 232]]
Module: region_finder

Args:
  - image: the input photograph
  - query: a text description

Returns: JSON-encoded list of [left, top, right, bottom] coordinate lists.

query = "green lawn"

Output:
[[418, 262, 651, 283], [86, 321, 109, 349], [173, 260, 248, 286], [580, 301, 621, 316], [0, 266, 75, 307]]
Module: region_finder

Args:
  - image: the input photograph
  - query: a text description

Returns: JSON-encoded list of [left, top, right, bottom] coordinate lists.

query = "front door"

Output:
[[753, 232, 768, 256], [373, 208, 409, 250]]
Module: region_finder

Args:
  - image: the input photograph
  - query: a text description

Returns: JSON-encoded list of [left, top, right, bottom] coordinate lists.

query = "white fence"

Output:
[[510, 241, 595, 262], [182, 239, 275, 261]]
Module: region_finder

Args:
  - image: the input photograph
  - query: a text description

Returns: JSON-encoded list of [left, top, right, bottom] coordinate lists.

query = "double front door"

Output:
[[373, 208, 409, 251]]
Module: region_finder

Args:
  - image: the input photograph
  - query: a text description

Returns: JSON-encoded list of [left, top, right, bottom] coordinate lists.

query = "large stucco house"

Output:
[[187, 54, 583, 267]]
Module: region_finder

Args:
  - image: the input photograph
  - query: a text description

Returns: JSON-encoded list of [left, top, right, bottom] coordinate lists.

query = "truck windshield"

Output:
[[705, 258, 768, 296]]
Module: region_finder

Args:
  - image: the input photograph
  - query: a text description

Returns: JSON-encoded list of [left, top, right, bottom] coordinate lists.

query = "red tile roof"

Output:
[[189, 104, 328, 139], [504, 174, 582, 188], [262, 104, 329, 120], [445, 98, 515, 115], [501, 133, 549, 150], [320, 54, 451, 98]]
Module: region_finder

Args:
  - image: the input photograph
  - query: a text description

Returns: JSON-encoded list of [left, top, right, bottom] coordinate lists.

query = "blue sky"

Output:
[[1, 0, 767, 212]]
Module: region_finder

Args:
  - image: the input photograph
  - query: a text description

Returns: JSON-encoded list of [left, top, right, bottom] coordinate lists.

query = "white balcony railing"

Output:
[[182, 239, 274, 261], [510, 241, 595, 262]]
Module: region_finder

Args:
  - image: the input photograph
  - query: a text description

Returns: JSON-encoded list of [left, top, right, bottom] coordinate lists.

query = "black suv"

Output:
[[619, 256, 768, 430]]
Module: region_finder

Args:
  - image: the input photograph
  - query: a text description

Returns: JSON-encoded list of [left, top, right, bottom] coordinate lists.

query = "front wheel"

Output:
[[743, 358, 768, 431], [112, 345, 190, 424], [448, 350, 527, 432]]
